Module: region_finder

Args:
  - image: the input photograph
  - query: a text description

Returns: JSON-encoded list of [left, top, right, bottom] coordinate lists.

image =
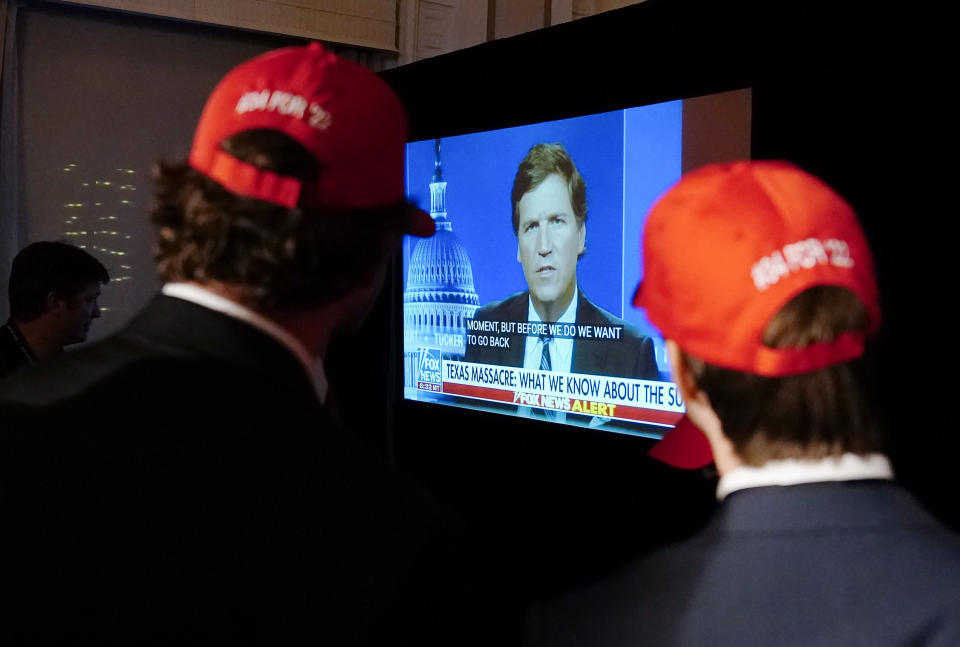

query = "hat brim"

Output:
[[647, 416, 714, 469], [632, 281, 713, 470], [631, 280, 644, 308], [404, 204, 435, 237]]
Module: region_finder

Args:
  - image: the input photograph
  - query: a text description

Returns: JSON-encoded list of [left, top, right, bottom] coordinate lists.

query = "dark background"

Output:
[[7, 0, 956, 628], [334, 0, 960, 613]]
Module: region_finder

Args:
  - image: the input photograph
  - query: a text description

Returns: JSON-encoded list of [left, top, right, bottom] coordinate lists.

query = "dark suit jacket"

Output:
[[0, 320, 34, 381], [527, 480, 960, 647], [0, 295, 502, 645], [464, 290, 660, 381]]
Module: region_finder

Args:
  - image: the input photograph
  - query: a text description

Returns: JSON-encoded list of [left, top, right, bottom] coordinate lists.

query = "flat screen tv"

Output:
[[400, 88, 751, 439]]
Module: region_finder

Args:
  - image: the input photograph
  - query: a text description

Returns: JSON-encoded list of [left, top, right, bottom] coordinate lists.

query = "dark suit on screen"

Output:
[[526, 480, 960, 647], [464, 289, 660, 381], [0, 294, 498, 645]]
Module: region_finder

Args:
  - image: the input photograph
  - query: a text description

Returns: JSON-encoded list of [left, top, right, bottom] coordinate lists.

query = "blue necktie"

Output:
[[539, 334, 553, 372], [537, 335, 556, 421]]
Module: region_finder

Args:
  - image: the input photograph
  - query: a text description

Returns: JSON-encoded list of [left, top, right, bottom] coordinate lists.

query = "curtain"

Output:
[[0, 0, 21, 322]]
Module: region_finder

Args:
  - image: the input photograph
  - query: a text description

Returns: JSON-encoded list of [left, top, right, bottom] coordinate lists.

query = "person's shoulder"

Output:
[[526, 535, 703, 647], [0, 334, 297, 428], [0, 335, 142, 408], [530, 480, 960, 647], [0, 328, 207, 400], [473, 291, 528, 320], [869, 482, 960, 567], [0, 323, 30, 380], [0, 351, 29, 383]]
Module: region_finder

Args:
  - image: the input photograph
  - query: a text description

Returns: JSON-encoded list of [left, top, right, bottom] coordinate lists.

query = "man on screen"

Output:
[[465, 143, 660, 382]]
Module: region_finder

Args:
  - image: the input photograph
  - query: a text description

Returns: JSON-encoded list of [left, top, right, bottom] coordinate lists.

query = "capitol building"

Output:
[[403, 140, 479, 397]]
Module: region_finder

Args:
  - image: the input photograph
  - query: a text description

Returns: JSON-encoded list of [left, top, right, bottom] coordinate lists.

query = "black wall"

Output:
[[366, 0, 959, 612]]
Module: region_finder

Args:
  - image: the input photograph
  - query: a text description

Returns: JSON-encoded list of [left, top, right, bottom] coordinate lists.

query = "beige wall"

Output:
[[405, 0, 647, 60], [55, 0, 400, 51], [399, 0, 488, 64], [493, 0, 543, 39], [54, 0, 647, 63]]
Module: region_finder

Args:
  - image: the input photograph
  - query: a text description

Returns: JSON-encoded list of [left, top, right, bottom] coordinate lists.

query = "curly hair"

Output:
[[150, 130, 408, 312]]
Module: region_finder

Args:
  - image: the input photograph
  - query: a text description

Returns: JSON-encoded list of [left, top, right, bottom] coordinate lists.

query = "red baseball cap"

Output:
[[634, 160, 881, 468], [646, 416, 714, 470], [188, 42, 434, 237]]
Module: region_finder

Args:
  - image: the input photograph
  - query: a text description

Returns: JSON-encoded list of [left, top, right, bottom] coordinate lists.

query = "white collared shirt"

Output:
[[517, 287, 578, 421], [716, 452, 894, 501], [522, 285, 578, 374], [161, 283, 328, 404]]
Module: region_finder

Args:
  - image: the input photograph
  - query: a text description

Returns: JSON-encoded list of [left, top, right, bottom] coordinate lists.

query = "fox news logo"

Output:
[[416, 348, 442, 392]]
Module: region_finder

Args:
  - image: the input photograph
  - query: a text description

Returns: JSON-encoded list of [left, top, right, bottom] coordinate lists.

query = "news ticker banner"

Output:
[[415, 349, 684, 427]]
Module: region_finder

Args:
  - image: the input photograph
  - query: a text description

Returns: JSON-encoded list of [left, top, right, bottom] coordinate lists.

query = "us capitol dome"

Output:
[[403, 139, 479, 394]]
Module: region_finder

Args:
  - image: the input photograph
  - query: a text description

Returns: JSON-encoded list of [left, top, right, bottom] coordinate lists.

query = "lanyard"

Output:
[[3, 321, 37, 365]]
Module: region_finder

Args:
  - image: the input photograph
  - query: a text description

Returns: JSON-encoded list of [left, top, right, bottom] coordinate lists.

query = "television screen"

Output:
[[401, 89, 750, 439]]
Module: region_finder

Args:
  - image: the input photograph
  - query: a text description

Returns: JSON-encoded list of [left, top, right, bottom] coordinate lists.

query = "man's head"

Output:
[[634, 161, 881, 469], [152, 43, 434, 315], [511, 144, 587, 320], [8, 241, 109, 345]]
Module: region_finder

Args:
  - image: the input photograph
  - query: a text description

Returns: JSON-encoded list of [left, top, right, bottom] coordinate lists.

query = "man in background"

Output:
[[526, 161, 960, 646], [0, 240, 108, 379], [465, 143, 659, 382], [0, 43, 503, 645]]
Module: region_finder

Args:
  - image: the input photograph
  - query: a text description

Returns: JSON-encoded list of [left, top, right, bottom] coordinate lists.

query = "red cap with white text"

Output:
[[634, 161, 880, 468], [188, 42, 434, 236]]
